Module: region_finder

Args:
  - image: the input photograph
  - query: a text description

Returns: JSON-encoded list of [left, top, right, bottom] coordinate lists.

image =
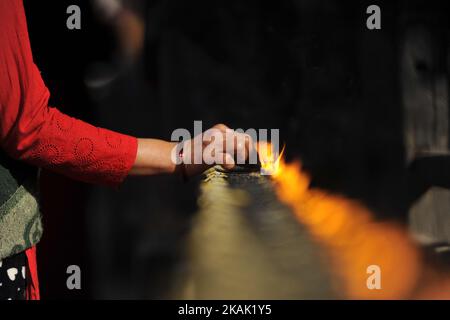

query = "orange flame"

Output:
[[257, 144, 433, 299], [257, 141, 285, 176], [274, 161, 422, 299]]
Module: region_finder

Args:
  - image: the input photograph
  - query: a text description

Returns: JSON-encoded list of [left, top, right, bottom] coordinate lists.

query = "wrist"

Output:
[[130, 139, 177, 176]]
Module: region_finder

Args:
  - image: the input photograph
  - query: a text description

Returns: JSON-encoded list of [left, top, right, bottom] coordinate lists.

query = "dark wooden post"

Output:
[[400, 4, 450, 243]]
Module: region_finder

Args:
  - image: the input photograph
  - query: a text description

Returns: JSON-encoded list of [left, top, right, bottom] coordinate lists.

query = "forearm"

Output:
[[130, 139, 177, 176]]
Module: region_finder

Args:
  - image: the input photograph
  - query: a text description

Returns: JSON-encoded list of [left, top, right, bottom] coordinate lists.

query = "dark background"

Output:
[[22, 0, 450, 299]]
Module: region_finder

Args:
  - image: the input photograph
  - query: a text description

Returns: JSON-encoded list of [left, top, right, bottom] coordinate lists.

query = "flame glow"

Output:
[[255, 144, 450, 299], [257, 141, 285, 176]]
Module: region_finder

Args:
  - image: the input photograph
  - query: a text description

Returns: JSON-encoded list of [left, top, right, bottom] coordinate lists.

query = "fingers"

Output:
[[212, 123, 229, 133], [232, 132, 249, 165], [212, 124, 255, 167], [230, 131, 257, 165], [184, 124, 256, 170], [219, 152, 236, 170]]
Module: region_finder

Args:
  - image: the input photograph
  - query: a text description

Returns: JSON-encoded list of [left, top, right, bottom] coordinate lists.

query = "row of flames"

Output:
[[257, 142, 450, 299]]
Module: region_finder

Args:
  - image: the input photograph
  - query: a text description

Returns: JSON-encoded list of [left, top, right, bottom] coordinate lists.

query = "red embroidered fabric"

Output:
[[0, 0, 138, 186]]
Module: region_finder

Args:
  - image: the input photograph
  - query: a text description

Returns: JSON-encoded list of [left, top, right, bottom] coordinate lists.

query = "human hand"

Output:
[[177, 124, 256, 177]]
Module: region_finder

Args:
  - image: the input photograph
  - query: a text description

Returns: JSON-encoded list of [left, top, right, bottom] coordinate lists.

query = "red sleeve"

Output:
[[0, 0, 138, 186]]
